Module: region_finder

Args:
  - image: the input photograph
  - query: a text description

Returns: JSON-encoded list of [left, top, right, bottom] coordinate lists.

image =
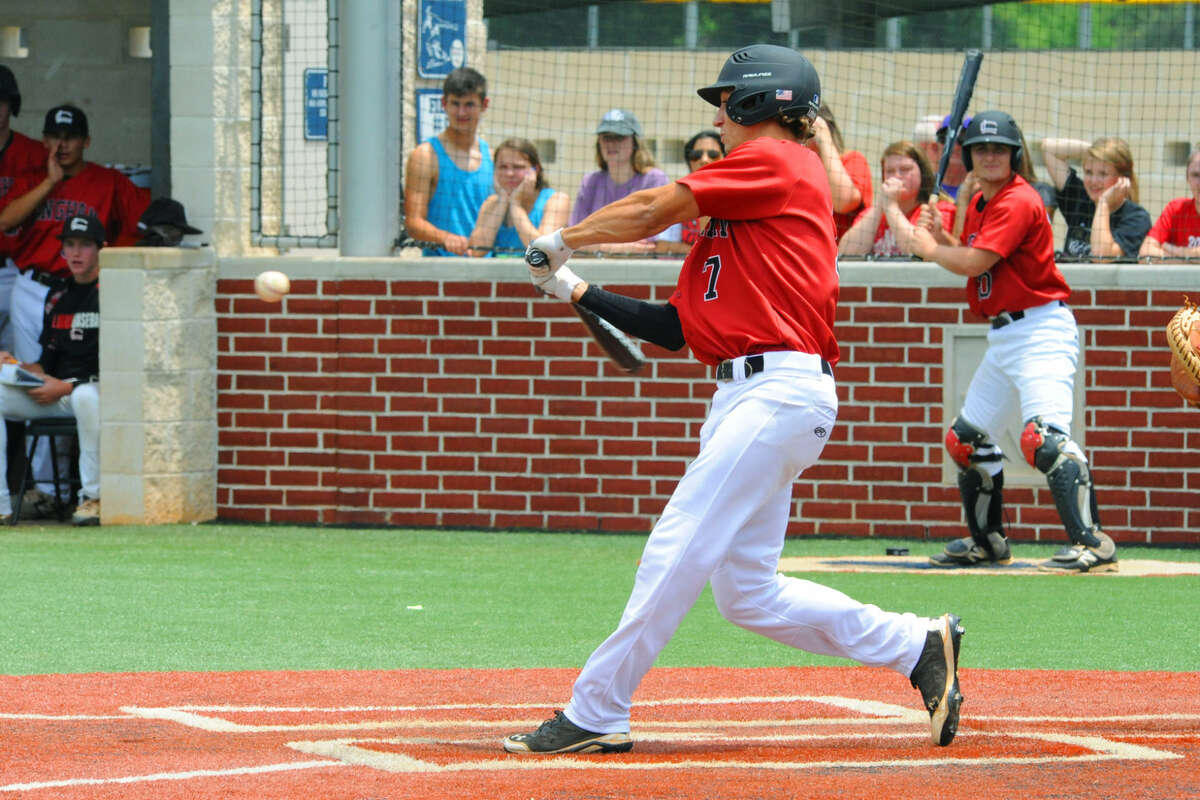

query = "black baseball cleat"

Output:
[[909, 614, 965, 746], [1038, 533, 1118, 574], [503, 710, 633, 754]]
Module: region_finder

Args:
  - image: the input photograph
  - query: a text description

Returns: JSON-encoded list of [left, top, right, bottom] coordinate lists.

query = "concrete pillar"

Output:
[[99, 246, 218, 524]]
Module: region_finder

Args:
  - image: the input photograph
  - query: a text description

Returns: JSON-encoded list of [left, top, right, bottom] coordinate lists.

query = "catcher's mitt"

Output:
[[1166, 300, 1200, 407]]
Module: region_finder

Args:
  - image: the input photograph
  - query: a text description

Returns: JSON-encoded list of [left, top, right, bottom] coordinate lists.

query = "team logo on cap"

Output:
[[55, 109, 74, 125], [69, 216, 89, 233], [980, 119, 999, 135]]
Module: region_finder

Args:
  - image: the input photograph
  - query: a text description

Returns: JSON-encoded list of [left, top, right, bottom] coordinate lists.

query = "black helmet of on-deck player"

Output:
[[697, 44, 821, 127], [959, 110, 1024, 171]]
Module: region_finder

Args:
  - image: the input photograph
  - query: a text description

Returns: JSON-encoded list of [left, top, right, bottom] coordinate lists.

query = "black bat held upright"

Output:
[[933, 49, 983, 200]]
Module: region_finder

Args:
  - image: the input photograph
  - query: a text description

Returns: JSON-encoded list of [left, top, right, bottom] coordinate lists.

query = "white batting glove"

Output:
[[525, 228, 574, 272], [530, 264, 584, 302]]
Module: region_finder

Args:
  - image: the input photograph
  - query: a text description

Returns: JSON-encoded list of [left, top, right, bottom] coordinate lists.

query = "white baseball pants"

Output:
[[961, 300, 1079, 438], [564, 351, 931, 734], [0, 259, 18, 353], [0, 381, 100, 515]]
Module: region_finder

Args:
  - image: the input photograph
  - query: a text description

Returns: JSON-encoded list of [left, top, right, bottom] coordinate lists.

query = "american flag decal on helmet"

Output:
[[775, 89, 792, 100]]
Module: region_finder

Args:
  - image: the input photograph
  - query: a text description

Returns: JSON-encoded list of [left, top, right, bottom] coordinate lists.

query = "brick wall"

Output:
[[216, 258, 1200, 546]]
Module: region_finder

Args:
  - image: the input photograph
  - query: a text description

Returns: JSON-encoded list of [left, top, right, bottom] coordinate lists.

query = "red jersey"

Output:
[[0, 130, 49, 259], [832, 149, 873, 243], [2, 162, 150, 276], [673, 137, 839, 366], [1147, 197, 1200, 249], [959, 174, 1068, 318], [854, 200, 956, 257]]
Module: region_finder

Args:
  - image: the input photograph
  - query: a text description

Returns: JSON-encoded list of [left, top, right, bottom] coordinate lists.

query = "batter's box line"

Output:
[[119, 695, 926, 733], [285, 731, 1182, 774]]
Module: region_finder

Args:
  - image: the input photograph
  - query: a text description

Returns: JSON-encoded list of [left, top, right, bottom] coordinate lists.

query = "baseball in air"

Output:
[[254, 270, 291, 302]]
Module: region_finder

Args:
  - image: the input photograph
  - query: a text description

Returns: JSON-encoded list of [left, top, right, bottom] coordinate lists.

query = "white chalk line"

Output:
[[0, 760, 345, 793]]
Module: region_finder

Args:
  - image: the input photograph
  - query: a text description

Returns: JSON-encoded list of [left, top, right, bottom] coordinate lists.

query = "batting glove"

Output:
[[526, 228, 574, 271], [530, 264, 584, 302]]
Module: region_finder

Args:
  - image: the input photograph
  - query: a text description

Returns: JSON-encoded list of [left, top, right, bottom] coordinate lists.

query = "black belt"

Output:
[[715, 353, 833, 381], [991, 300, 1067, 330]]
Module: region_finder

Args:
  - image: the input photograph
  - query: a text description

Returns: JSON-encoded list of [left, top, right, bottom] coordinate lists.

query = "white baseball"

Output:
[[254, 270, 291, 302]]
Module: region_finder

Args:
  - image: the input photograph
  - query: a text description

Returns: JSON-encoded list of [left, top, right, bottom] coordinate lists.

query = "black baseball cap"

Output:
[[137, 197, 202, 235], [43, 104, 89, 138], [57, 214, 106, 247], [0, 65, 20, 116]]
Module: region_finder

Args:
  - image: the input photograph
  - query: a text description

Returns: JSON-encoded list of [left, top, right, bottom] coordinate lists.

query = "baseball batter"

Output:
[[911, 111, 1117, 574], [504, 45, 964, 756]]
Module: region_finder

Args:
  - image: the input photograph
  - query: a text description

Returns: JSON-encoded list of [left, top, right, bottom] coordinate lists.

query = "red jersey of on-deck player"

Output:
[[672, 137, 839, 367], [0, 130, 50, 259], [959, 173, 1068, 318], [2, 161, 150, 276]]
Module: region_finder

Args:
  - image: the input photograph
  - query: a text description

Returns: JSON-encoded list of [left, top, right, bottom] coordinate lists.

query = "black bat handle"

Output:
[[526, 248, 549, 268]]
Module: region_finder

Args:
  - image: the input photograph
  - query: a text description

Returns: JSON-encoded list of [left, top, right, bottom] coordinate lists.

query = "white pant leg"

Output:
[[0, 260, 19, 353], [710, 484, 927, 670], [0, 383, 74, 515], [67, 383, 100, 500]]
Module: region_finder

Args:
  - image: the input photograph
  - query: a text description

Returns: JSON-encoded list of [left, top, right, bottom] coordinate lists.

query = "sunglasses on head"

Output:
[[687, 148, 721, 161]]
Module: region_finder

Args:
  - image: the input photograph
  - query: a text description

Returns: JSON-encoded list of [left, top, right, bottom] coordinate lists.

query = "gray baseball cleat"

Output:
[[503, 710, 633, 754], [909, 613, 965, 746], [929, 533, 1012, 567]]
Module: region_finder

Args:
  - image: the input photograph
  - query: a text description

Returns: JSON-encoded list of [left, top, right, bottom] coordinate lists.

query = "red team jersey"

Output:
[[2, 161, 150, 276], [1147, 197, 1200, 249], [0, 130, 49, 259], [673, 137, 840, 367], [959, 174, 1069, 318]]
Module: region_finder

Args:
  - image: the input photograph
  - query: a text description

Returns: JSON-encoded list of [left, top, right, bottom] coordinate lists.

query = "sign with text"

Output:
[[304, 68, 328, 141], [416, 89, 447, 143]]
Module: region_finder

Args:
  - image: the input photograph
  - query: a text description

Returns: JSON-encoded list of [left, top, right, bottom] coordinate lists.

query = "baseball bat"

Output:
[[526, 247, 646, 374], [932, 49, 983, 201]]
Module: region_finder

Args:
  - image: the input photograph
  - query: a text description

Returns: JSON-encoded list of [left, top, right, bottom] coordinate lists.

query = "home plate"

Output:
[[777, 555, 1200, 577]]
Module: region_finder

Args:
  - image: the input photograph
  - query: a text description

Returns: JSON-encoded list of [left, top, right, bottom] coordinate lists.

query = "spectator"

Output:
[[807, 103, 872, 242], [135, 197, 203, 247], [570, 109, 675, 255], [0, 66, 48, 353], [839, 141, 956, 257], [913, 113, 944, 170], [0, 214, 102, 526], [468, 138, 569, 257], [0, 104, 149, 363], [656, 130, 725, 255], [403, 67, 494, 256], [1139, 150, 1200, 260], [1041, 135, 1150, 259]]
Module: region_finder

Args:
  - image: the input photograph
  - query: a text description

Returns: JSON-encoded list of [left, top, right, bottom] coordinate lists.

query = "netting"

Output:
[[254, 0, 1200, 259]]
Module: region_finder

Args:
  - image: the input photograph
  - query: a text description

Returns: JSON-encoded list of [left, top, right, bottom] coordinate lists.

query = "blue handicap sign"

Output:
[[304, 68, 328, 141], [418, 0, 466, 78]]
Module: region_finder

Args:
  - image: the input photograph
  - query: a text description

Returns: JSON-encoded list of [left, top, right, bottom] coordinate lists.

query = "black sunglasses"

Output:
[[687, 148, 722, 161]]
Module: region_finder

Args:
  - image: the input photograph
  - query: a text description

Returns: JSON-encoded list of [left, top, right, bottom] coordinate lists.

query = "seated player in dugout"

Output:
[[910, 111, 1117, 574], [0, 214, 102, 526]]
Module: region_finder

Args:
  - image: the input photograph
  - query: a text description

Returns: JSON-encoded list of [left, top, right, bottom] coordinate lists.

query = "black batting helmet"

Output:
[[960, 110, 1023, 171], [697, 44, 820, 127], [0, 65, 20, 117]]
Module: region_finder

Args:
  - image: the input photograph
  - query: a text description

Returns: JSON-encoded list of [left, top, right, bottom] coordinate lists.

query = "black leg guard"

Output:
[[957, 467, 1005, 557], [1020, 417, 1103, 548]]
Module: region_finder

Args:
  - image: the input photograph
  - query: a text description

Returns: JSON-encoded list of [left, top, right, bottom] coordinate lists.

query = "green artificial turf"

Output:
[[1, 525, 1197, 675]]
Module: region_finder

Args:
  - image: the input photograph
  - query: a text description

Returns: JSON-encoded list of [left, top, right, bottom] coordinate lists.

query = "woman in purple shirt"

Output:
[[570, 109, 677, 254]]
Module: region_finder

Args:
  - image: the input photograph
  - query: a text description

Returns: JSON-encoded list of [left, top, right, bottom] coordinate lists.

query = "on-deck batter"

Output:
[[911, 111, 1117, 574], [503, 44, 965, 756]]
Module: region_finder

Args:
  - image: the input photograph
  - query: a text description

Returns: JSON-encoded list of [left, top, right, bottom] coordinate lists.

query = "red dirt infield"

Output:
[[1, 667, 1196, 799]]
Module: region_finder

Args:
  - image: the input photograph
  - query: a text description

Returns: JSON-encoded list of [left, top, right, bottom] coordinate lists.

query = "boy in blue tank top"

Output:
[[403, 68, 493, 256]]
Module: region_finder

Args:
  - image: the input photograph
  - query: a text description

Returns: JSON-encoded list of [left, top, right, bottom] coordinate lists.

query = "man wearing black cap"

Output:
[[0, 103, 148, 365], [0, 214, 102, 526], [136, 197, 203, 247], [0, 66, 48, 352]]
